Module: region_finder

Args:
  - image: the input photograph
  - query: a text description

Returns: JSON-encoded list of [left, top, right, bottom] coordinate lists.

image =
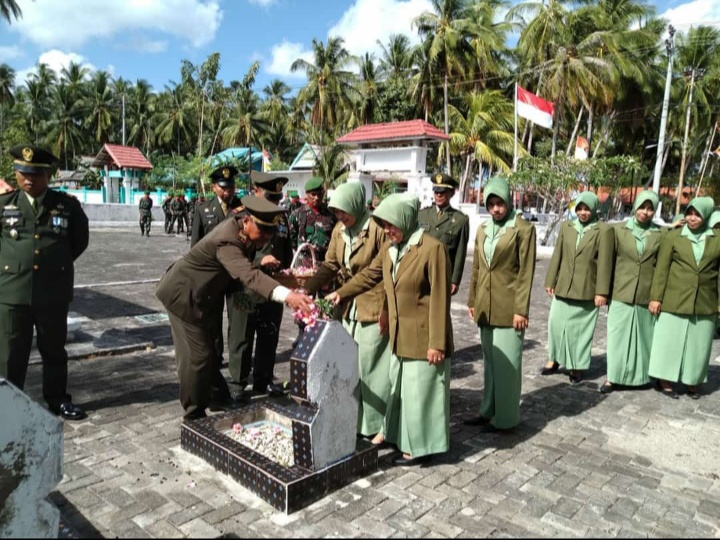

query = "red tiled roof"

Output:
[[337, 120, 450, 144], [93, 144, 153, 170]]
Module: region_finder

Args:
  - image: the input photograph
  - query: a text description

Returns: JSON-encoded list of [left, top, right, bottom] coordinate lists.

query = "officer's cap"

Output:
[[238, 195, 284, 232], [305, 176, 325, 193], [209, 165, 238, 188], [10, 144, 59, 174], [251, 171, 289, 195], [431, 173, 458, 192]]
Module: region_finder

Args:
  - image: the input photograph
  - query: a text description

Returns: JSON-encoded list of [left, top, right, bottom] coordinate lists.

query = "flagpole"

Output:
[[513, 83, 518, 172]]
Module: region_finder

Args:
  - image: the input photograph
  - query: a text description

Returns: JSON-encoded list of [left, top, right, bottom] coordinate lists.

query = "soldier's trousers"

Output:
[[0, 303, 71, 407], [164, 213, 172, 233], [140, 215, 152, 235], [228, 301, 284, 390]]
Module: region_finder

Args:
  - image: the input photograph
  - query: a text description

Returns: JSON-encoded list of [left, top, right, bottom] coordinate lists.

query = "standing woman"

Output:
[[600, 190, 663, 394], [648, 197, 720, 399], [327, 193, 453, 466], [543, 192, 611, 384], [464, 178, 536, 431], [304, 183, 391, 441]]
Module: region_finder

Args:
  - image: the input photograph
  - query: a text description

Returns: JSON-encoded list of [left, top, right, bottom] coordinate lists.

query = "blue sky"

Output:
[[1, 0, 718, 94]]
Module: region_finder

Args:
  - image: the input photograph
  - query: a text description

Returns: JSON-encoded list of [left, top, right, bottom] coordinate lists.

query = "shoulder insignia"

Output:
[[4, 204, 18, 209]]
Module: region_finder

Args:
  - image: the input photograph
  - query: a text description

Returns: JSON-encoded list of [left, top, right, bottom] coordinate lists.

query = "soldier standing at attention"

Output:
[[138, 190, 153, 236], [289, 177, 337, 266], [0, 145, 89, 420], [191, 166, 243, 408], [229, 172, 293, 400], [418, 174, 470, 296], [162, 192, 173, 234], [185, 195, 197, 241], [170, 193, 186, 234], [156, 196, 315, 419]]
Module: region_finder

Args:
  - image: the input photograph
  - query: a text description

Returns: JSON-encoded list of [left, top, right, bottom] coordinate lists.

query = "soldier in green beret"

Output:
[[289, 176, 337, 266], [418, 173, 470, 295], [138, 190, 153, 236], [0, 144, 89, 420], [156, 196, 315, 419]]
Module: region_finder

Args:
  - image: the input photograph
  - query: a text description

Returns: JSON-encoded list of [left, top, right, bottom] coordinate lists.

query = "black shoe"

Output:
[[686, 389, 701, 400], [208, 396, 235, 412], [569, 373, 583, 385], [266, 382, 288, 397], [463, 415, 491, 427], [478, 424, 514, 434], [184, 409, 207, 421], [392, 454, 431, 467], [233, 390, 252, 405], [540, 362, 560, 375], [49, 402, 87, 421], [659, 388, 679, 399], [599, 382, 614, 394]]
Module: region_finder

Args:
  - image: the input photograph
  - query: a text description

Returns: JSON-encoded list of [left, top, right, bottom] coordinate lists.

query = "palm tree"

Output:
[[261, 79, 291, 128], [0, 0, 23, 23], [377, 34, 416, 80], [355, 53, 379, 126], [60, 61, 90, 102], [291, 37, 358, 132], [0, 63, 16, 153], [84, 71, 114, 145], [414, 0, 475, 171], [155, 82, 195, 155], [464, 0, 514, 89], [221, 90, 268, 149], [448, 90, 519, 199], [127, 79, 156, 154], [47, 84, 85, 169]]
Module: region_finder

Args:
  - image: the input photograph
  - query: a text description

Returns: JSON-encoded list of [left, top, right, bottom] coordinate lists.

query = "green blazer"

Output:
[[601, 222, 663, 305], [468, 216, 536, 327], [0, 189, 89, 305], [544, 221, 612, 301], [649, 228, 720, 316], [418, 205, 470, 286]]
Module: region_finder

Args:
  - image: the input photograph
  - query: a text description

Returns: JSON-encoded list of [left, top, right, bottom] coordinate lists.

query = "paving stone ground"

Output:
[[21, 227, 720, 538]]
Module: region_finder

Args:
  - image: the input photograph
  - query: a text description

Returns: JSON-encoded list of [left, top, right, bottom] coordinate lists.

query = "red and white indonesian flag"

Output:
[[516, 86, 554, 129]]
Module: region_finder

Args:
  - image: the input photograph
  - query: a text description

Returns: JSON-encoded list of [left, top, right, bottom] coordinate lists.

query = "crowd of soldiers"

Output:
[[157, 191, 205, 237]]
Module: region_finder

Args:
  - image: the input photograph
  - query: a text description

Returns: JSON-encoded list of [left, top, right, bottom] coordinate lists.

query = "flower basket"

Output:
[[273, 242, 317, 290]]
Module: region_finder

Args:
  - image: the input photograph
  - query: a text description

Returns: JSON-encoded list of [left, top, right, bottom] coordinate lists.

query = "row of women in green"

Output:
[[542, 190, 720, 400]]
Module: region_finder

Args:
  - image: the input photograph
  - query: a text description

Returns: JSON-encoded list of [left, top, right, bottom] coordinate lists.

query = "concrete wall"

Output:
[[82, 203, 165, 225]]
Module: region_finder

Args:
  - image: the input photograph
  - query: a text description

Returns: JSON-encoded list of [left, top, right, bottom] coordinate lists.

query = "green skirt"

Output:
[[383, 354, 450, 458], [343, 319, 392, 436], [648, 312, 717, 386], [606, 301, 655, 386], [479, 326, 524, 429], [548, 297, 599, 371]]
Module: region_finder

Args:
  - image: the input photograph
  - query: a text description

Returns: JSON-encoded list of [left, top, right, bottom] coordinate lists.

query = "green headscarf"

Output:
[[708, 210, 720, 229], [373, 193, 420, 240], [329, 182, 369, 236], [484, 177, 517, 225], [631, 190, 660, 230], [573, 191, 599, 233], [685, 196, 715, 231]]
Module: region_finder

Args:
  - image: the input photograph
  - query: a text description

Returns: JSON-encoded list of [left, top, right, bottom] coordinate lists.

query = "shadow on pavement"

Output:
[[71, 289, 157, 320], [51, 491, 105, 539]]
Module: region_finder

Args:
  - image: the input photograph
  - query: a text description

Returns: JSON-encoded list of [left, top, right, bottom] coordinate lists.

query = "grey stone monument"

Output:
[[0, 378, 64, 538]]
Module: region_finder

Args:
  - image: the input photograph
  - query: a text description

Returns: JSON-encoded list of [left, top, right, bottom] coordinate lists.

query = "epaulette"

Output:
[[230, 206, 245, 216], [0, 188, 16, 196], [57, 190, 78, 200]]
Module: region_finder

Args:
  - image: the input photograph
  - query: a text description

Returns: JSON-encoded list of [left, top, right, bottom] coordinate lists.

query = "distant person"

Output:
[[418, 174, 470, 296], [289, 177, 337, 266], [0, 145, 89, 420], [138, 190, 153, 236], [162, 192, 173, 233]]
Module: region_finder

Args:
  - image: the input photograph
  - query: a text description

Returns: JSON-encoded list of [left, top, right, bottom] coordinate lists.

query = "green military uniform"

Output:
[[156, 196, 287, 419], [162, 194, 173, 233], [467, 178, 536, 430], [289, 177, 337, 266], [418, 173, 470, 290], [185, 196, 197, 239], [0, 145, 89, 420], [230, 172, 293, 396], [189, 166, 243, 405], [169, 195, 186, 234], [138, 191, 153, 236]]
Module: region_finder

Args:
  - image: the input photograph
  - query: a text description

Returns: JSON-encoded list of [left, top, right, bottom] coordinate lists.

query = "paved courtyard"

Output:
[[22, 227, 720, 538]]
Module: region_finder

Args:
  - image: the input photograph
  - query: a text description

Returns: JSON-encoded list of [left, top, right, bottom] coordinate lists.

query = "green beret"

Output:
[[305, 177, 325, 192]]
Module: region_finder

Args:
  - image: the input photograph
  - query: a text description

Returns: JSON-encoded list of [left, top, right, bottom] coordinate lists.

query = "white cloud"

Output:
[[7, 0, 222, 50], [266, 41, 313, 78], [14, 50, 99, 85], [328, 0, 432, 58], [0, 46, 23, 62], [659, 0, 720, 30]]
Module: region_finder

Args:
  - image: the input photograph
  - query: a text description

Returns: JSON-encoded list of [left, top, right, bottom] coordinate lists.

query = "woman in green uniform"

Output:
[[600, 190, 662, 394], [327, 193, 453, 466], [464, 178, 536, 431], [648, 196, 720, 399], [542, 192, 611, 384], [304, 183, 391, 440]]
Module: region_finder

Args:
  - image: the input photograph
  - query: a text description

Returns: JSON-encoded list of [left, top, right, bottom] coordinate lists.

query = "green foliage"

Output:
[[374, 78, 416, 123]]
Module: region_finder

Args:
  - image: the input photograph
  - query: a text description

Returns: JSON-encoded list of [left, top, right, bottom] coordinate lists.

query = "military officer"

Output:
[[156, 196, 315, 419], [191, 166, 243, 408], [289, 177, 337, 266], [0, 145, 89, 420], [138, 190, 153, 236], [229, 172, 293, 399], [418, 173, 470, 295], [162, 192, 173, 233]]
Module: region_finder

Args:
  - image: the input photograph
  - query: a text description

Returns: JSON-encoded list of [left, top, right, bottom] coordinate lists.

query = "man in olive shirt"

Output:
[[156, 196, 314, 419], [0, 145, 89, 420], [418, 173, 470, 295], [138, 190, 153, 236], [229, 172, 293, 399]]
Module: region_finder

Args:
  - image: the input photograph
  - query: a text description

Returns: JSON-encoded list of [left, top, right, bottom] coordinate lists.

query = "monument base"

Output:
[[181, 402, 378, 514]]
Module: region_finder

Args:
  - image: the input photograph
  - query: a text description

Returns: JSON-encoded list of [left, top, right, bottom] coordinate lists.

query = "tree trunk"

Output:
[[444, 74, 450, 173], [586, 107, 594, 150], [459, 153, 472, 203], [566, 108, 584, 156]]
